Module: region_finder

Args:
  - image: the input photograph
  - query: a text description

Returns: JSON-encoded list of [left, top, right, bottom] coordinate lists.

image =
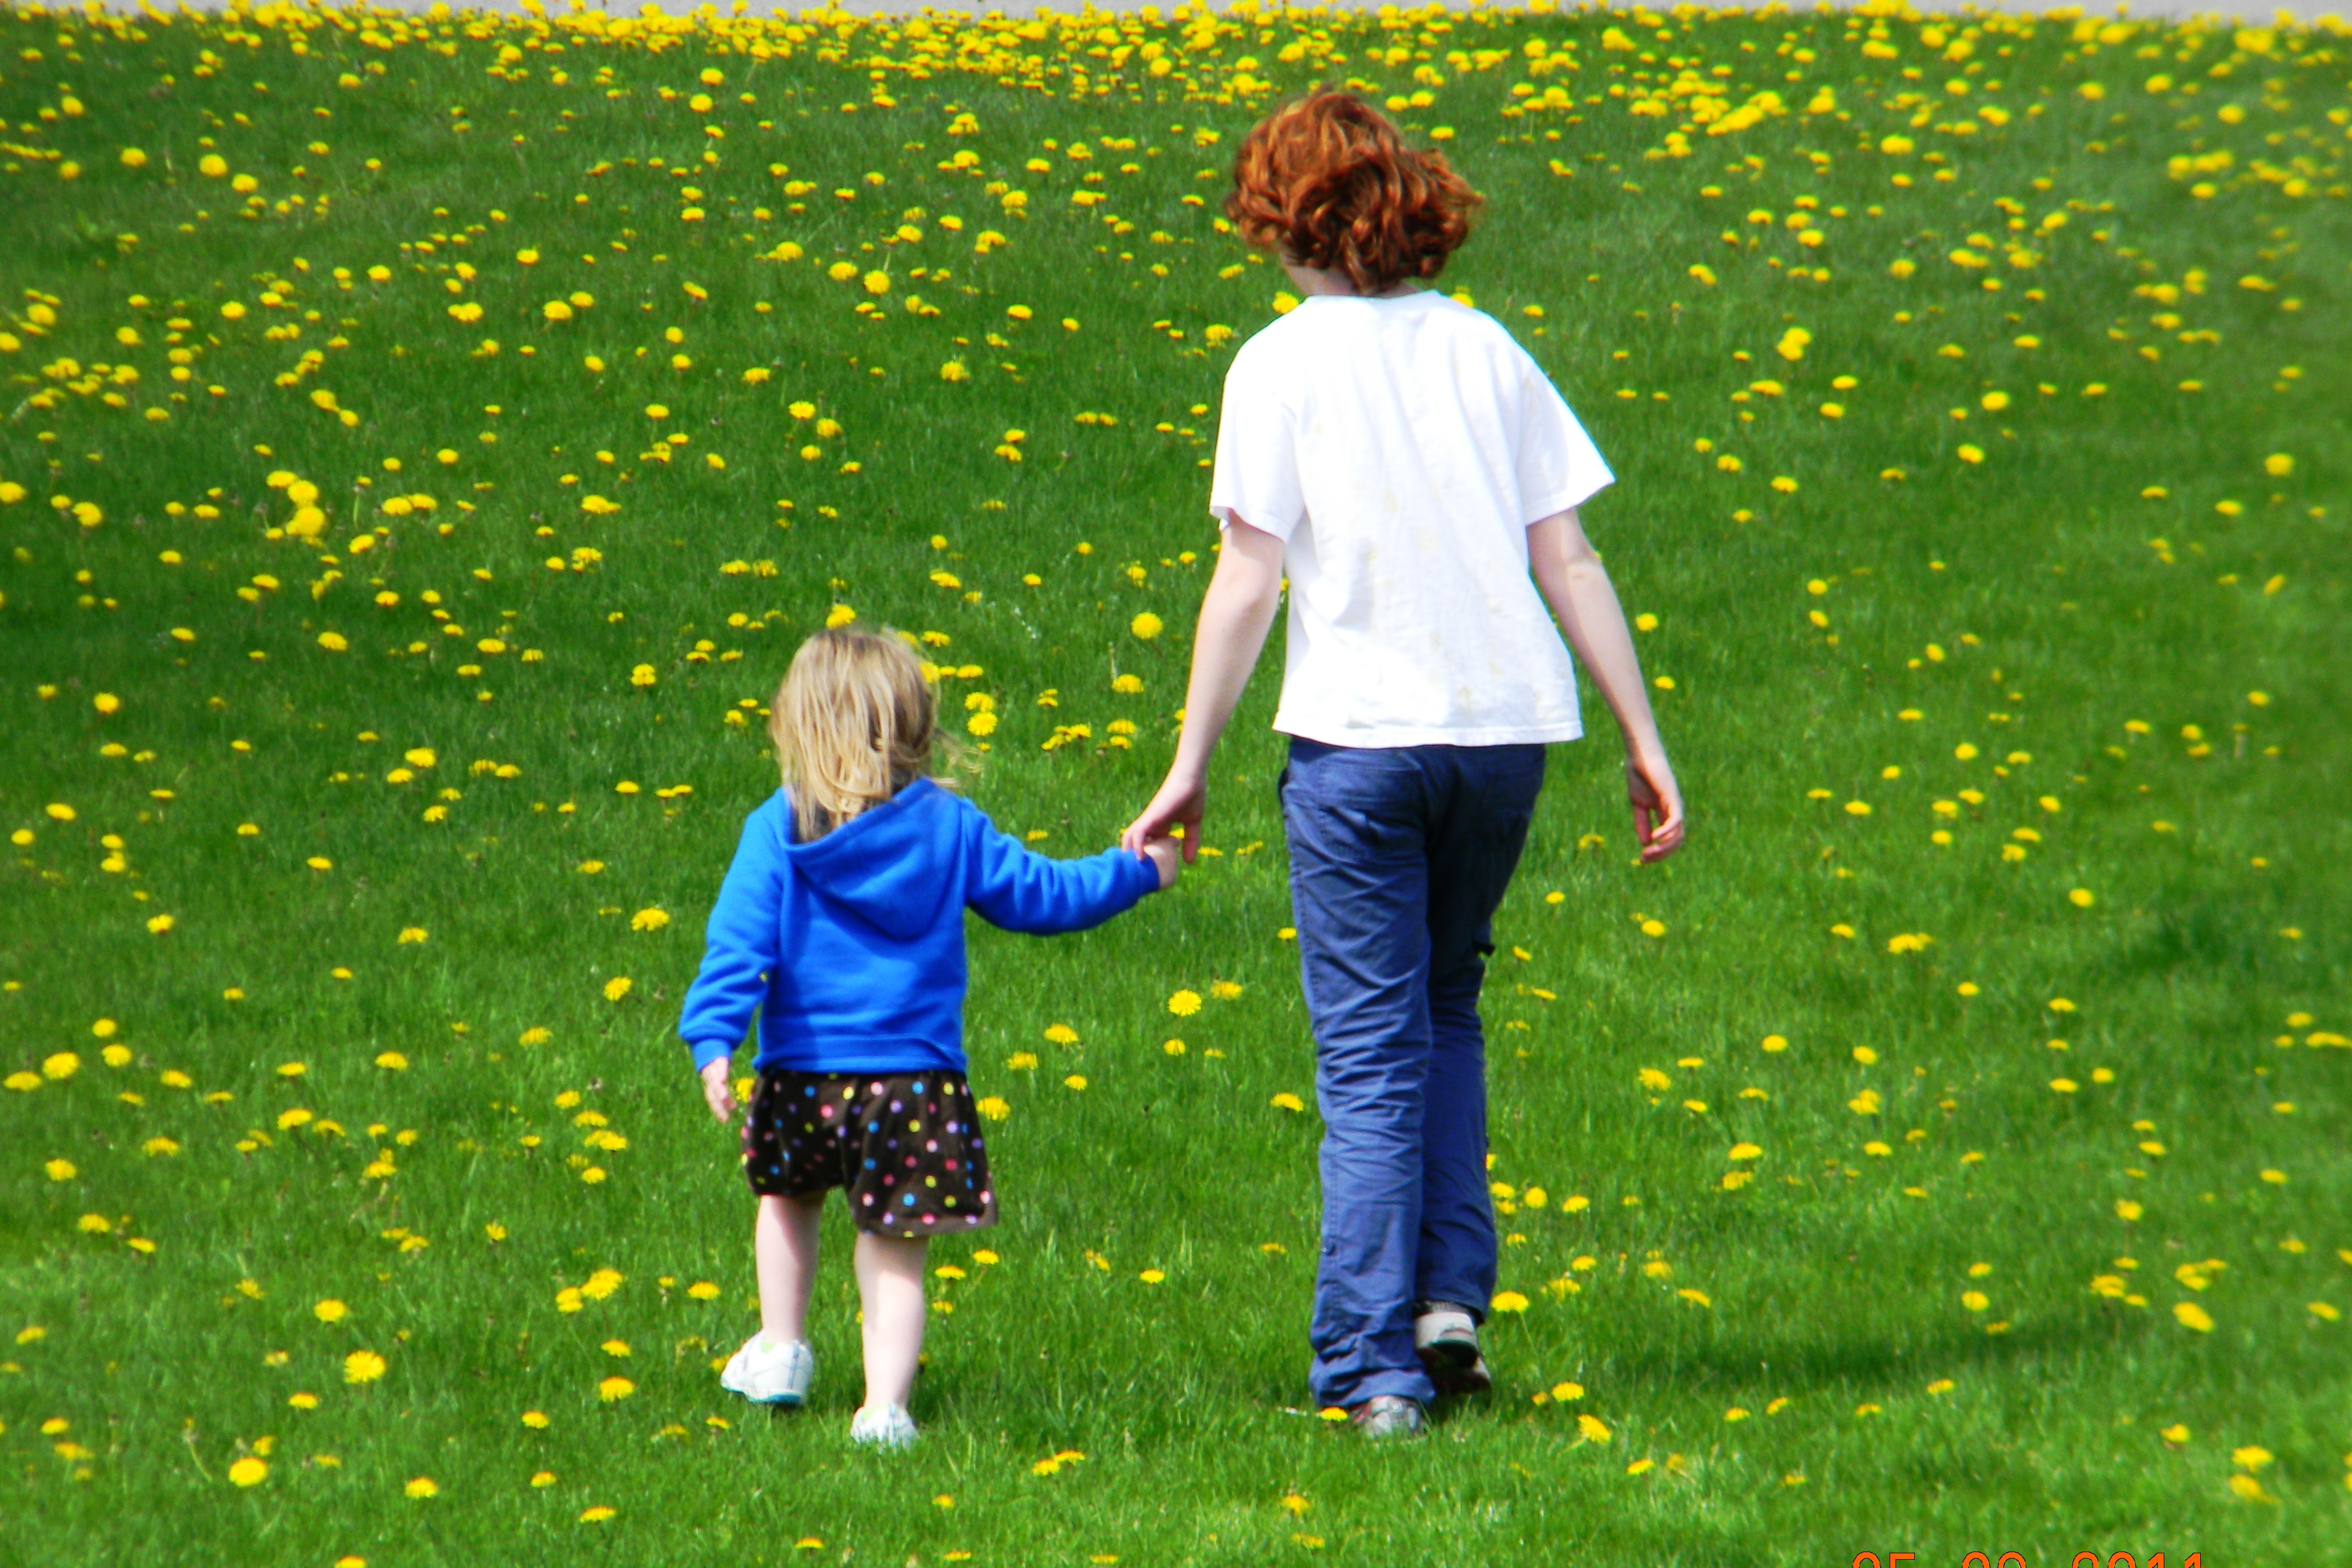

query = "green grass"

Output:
[[2, 2, 2348, 1563]]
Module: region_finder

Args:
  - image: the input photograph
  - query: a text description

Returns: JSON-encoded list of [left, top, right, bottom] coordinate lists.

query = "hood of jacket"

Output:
[[782, 779, 960, 941]]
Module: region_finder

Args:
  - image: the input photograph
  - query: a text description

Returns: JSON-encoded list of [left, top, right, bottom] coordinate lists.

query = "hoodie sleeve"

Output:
[[963, 806, 1160, 936], [677, 801, 789, 1073]]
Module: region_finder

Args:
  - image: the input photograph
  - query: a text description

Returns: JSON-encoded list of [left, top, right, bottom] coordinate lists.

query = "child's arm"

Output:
[[677, 808, 789, 1116], [964, 810, 1172, 936], [1527, 508, 1687, 862]]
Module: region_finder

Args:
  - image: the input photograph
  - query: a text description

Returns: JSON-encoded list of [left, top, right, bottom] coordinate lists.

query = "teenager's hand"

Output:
[[698, 1057, 737, 1125], [1121, 767, 1207, 864], [1627, 752, 1687, 863], [1142, 835, 1184, 890]]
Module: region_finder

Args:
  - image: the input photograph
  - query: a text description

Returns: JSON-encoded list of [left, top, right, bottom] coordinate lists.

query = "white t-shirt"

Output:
[[1209, 290, 1613, 749]]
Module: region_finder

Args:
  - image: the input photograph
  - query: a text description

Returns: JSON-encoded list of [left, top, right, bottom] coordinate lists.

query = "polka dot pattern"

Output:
[[741, 1068, 996, 1238]]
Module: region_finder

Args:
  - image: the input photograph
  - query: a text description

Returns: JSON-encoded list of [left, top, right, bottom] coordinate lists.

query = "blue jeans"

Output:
[[1279, 737, 1547, 1408]]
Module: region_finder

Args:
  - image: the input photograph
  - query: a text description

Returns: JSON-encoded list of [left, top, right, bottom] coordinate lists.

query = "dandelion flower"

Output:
[[228, 1456, 268, 1487], [405, 1476, 438, 1499], [1167, 989, 1202, 1017], [344, 1349, 387, 1383]]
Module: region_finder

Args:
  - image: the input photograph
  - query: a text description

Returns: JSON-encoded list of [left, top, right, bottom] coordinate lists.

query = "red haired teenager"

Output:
[[1125, 94, 1686, 1440]]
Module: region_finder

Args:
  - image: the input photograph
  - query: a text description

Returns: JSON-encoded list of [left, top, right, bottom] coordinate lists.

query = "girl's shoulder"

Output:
[[1425, 292, 1532, 352], [742, 787, 796, 839]]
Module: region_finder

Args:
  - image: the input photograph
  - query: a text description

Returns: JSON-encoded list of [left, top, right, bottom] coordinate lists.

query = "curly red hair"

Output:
[[1225, 93, 1482, 296]]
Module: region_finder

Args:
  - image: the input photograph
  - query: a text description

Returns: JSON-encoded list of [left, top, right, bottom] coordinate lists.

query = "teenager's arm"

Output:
[[1527, 508, 1688, 862], [1118, 518, 1286, 860]]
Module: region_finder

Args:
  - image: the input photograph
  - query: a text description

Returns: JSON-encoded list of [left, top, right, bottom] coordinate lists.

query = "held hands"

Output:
[[698, 1057, 737, 1125], [1627, 750, 1688, 863], [1141, 834, 1184, 890], [1120, 766, 1205, 866]]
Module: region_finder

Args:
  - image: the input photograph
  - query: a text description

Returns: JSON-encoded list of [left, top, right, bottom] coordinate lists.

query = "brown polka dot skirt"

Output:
[[740, 1069, 997, 1238]]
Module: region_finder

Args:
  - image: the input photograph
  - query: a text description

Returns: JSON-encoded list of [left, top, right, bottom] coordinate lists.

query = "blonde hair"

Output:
[[768, 627, 942, 842]]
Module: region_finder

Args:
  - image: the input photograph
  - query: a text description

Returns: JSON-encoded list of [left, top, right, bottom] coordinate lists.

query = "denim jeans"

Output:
[[1278, 737, 1547, 1408]]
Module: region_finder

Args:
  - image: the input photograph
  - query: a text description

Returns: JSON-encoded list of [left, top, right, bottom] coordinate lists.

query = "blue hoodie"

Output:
[[677, 779, 1161, 1076]]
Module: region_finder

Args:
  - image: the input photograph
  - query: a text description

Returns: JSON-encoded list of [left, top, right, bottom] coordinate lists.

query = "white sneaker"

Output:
[[1412, 1301, 1493, 1395], [848, 1402, 918, 1450], [718, 1335, 814, 1407]]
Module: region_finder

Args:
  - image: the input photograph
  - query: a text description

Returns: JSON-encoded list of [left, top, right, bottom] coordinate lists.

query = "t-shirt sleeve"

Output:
[[1207, 342, 1305, 541], [1514, 353, 1614, 524]]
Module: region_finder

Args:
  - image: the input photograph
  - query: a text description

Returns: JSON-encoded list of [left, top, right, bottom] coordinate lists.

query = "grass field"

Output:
[[3, 1, 2348, 1563]]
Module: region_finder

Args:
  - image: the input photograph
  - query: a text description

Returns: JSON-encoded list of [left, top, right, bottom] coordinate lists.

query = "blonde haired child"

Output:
[[680, 627, 1180, 1447]]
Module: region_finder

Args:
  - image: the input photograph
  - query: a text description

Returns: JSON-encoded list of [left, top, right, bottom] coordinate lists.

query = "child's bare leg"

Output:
[[754, 1191, 825, 1345], [852, 1229, 929, 1410]]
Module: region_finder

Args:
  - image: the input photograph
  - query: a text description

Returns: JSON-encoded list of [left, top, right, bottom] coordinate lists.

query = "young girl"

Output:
[[1122, 94, 1686, 1440], [681, 627, 1179, 1448]]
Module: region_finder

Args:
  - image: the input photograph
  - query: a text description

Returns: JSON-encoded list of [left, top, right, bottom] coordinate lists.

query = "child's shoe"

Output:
[[848, 1403, 919, 1450], [719, 1335, 814, 1407]]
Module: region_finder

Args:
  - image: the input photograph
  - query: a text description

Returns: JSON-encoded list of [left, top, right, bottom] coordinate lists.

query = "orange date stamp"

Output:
[[1851, 1556, 2206, 1568]]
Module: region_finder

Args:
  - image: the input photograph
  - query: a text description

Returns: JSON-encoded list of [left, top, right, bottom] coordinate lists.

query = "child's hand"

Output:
[[698, 1058, 737, 1124], [1142, 835, 1183, 890]]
